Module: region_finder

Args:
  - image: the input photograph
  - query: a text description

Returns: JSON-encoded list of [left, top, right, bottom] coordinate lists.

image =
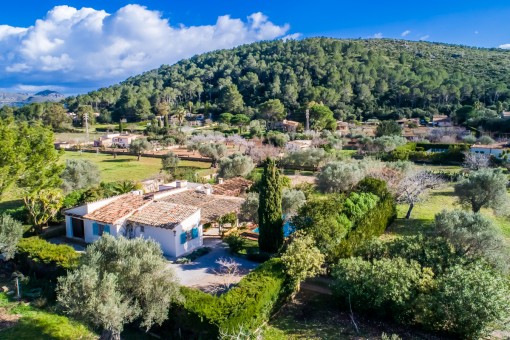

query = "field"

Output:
[[0, 293, 95, 339], [62, 151, 213, 183], [390, 185, 510, 240]]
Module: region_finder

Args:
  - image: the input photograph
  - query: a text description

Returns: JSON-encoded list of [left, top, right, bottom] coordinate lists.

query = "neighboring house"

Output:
[[336, 121, 349, 134], [287, 139, 312, 151], [470, 144, 509, 159], [274, 119, 300, 132], [501, 111, 510, 119], [429, 115, 452, 127], [213, 177, 253, 197], [64, 180, 246, 257], [94, 133, 141, 148]]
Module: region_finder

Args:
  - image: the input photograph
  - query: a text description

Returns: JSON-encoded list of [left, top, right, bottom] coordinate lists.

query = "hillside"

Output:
[[66, 38, 510, 123], [0, 90, 64, 107]]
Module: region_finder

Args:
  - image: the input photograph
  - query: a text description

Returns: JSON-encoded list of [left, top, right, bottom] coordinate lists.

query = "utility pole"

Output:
[[305, 109, 310, 132], [84, 111, 89, 142]]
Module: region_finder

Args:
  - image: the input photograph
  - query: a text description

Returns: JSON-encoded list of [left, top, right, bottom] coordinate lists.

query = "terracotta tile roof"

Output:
[[283, 119, 300, 127], [83, 194, 150, 224], [127, 201, 199, 229], [213, 177, 253, 197], [160, 190, 244, 224]]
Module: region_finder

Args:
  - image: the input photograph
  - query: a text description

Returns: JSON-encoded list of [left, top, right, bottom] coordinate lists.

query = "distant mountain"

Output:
[[0, 90, 65, 107]]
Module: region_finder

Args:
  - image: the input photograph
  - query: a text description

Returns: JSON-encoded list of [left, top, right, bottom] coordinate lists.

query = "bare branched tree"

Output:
[[463, 151, 490, 171], [214, 257, 241, 292], [396, 171, 444, 219]]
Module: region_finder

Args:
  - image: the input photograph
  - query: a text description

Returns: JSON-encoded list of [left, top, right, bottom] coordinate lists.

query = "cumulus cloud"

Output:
[[372, 32, 383, 39], [499, 44, 510, 49], [0, 5, 292, 93], [401, 30, 411, 37]]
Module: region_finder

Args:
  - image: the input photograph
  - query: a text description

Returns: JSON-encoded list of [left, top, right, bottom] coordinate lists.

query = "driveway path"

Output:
[[169, 239, 259, 290]]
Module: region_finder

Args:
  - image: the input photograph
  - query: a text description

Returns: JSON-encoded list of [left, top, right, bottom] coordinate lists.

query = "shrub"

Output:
[[168, 258, 289, 337], [16, 237, 80, 280], [331, 257, 434, 320], [415, 263, 510, 338], [224, 232, 245, 254]]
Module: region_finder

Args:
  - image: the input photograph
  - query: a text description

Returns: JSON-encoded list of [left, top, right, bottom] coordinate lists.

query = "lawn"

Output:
[[0, 293, 95, 340], [62, 151, 212, 183], [390, 185, 510, 240]]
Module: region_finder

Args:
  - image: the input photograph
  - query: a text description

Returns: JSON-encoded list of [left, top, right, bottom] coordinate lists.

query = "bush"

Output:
[[218, 154, 254, 179], [16, 237, 80, 279], [331, 257, 434, 319], [167, 258, 289, 337], [224, 232, 245, 253], [415, 263, 510, 338]]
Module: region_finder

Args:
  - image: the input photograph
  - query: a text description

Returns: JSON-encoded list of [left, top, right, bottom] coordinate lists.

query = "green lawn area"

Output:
[[390, 185, 510, 240], [62, 151, 212, 183], [0, 293, 95, 339]]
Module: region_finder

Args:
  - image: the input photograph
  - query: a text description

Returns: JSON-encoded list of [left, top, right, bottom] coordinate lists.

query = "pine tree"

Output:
[[258, 158, 283, 253]]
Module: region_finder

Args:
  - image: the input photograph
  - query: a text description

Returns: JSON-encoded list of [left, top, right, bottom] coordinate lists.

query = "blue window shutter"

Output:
[[180, 232, 187, 244], [104, 225, 110, 234], [92, 222, 99, 236], [191, 228, 198, 239]]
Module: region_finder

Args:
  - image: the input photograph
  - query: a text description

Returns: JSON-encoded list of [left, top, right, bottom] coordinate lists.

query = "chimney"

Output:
[[176, 180, 188, 188], [204, 187, 212, 195], [218, 178, 224, 184]]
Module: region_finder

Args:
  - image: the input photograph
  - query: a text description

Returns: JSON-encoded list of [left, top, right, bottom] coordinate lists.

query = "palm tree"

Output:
[[173, 106, 187, 130]]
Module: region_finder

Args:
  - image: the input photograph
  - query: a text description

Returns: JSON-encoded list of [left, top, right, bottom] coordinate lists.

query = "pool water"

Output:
[[253, 220, 295, 238]]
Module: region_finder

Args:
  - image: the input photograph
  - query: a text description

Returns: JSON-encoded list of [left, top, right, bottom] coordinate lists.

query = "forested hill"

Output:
[[66, 38, 510, 123]]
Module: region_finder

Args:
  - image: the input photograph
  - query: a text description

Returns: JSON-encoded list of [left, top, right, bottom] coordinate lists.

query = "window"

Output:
[[140, 226, 145, 233], [180, 227, 200, 244], [92, 223, 110, 236]]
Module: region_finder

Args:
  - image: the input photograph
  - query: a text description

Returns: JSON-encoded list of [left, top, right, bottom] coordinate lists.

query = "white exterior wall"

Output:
[[66, 207, 203, 258], [470, 147, 504, 157]]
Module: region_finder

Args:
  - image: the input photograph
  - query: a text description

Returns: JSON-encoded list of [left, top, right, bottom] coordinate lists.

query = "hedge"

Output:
[[337, 189, 396, 257], [165, 258, 289, 338], [387, 143, 469, 164], [16, 237, 80, 280]]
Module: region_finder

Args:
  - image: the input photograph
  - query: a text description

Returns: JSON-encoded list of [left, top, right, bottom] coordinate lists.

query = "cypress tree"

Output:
[[258, 158, 283, 253]]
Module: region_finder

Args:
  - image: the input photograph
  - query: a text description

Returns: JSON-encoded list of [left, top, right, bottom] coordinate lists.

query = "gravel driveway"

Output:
[[169, 238, 259, 290]]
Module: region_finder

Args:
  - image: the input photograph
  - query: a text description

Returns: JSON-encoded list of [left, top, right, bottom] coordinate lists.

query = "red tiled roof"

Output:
[[83, 194, 150, 224], [127, 201, 199, 229], [213, 177, 253, 197], [160, 191, 244, 224]]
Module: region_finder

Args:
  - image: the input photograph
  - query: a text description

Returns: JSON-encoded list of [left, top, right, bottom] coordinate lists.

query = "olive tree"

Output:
[[434, 210, 507, 270], [454, 168, 509, 213], [316, 161, 366, 193], [218, 154, 254, 179], [161, 151, 179, 176], [129, 139, 153, 161], [282, 189, 306, 216], [281, 232, 324, 295], [199, 143, 227, 168], [240, 192, 259, 223], [61, 159, 101, 193], [57, 235, 182, 340], [0, 214, 24, 260]]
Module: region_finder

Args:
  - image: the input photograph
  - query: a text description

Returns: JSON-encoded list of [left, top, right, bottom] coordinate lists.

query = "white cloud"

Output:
[[474, 30, 479, 35], [372, 32, 383, 39], [282, 33, 301, 41], [419, 35, 430, 41], [401, 30, 411, 37], [0, 5, 292, 93], [499, 44, 510, 49]]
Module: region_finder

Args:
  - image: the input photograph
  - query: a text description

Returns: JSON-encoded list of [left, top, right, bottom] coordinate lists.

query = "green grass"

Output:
[[390, 185, 510, 240], [0, 293, 95, 339], [62, 151, 211, 183]]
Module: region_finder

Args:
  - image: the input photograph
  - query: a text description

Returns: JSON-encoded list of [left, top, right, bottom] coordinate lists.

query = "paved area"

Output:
[[169, 238, 259, 290]]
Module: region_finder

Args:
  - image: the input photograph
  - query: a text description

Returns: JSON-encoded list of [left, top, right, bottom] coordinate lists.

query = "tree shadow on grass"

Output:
[[430, 190, 456, 197], [102, 159, 134, 163], [387, 218, 435, 237]]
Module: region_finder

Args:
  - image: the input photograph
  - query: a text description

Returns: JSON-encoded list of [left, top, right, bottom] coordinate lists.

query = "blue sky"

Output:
[[1, 1, 509, 94]]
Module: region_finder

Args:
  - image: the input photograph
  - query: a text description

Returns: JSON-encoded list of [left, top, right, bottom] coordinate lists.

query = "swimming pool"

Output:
[[253, 220, 295, 238]]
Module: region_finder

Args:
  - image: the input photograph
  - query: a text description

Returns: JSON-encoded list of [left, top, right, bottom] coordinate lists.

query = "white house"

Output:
[[94, 133, 141, 148], [64, 179, 247, 257], [65, 191, 203, 258], [470, 144, 509, 159]]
